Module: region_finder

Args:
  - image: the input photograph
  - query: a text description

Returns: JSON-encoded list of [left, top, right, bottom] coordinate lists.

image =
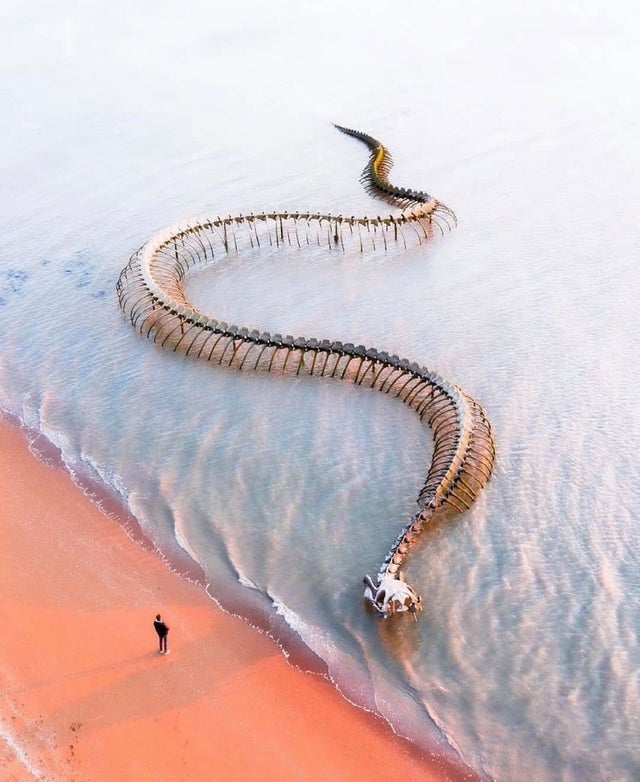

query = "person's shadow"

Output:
[[45, 625, 274, 733]]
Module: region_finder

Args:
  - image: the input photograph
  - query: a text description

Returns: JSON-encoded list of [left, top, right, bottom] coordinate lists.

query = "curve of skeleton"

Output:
[[116, 125, 495, 617]]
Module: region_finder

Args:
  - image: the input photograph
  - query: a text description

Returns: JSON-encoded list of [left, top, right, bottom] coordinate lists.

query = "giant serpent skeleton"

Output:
[[117, 125, 495, 618]]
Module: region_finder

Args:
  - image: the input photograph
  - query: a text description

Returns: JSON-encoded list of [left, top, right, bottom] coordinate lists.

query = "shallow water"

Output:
[[2, 1, 640, 779]]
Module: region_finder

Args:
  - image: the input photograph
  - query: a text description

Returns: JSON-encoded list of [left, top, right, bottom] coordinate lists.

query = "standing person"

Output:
[[153, 613, 170, 654]]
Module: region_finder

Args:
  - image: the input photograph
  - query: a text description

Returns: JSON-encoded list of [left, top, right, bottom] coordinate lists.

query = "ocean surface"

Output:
[[2, 1, 640, 779]]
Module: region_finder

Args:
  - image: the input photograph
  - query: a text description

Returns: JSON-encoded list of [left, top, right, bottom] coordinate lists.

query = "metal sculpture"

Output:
[[117, 125, 495, 618]]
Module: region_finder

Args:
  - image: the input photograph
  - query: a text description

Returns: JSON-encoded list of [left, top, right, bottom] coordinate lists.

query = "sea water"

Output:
[[1, 0, 640, 779]]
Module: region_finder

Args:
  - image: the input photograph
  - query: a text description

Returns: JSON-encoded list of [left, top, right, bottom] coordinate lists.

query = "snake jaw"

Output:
[[363, 574, 423, 617]]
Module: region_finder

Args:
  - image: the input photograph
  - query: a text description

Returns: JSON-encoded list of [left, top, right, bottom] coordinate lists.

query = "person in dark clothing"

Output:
[[153, 613, 170, 654]]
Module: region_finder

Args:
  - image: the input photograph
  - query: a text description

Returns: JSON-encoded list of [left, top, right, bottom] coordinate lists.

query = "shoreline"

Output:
[[0, 416, 479, 781]]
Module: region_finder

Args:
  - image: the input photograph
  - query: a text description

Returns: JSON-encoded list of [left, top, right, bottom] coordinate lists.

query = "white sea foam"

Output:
[[0, 719, 46, 781]]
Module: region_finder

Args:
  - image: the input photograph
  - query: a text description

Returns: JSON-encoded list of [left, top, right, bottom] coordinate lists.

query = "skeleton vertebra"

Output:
[[116, 125, 495, 618]]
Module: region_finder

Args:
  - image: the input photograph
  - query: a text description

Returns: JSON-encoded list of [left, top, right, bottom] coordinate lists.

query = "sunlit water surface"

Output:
[[1, 1, 640, 779]]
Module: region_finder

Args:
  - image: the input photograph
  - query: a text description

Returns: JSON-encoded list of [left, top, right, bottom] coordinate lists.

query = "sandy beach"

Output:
[[0, 418, 477, 782]]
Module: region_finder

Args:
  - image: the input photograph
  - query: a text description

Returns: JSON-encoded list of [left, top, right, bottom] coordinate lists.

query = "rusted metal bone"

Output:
[[116, 125, 492, 619]]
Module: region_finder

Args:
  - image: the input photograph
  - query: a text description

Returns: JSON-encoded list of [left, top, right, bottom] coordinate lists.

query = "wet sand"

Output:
[[0, 418, 476, 781]]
